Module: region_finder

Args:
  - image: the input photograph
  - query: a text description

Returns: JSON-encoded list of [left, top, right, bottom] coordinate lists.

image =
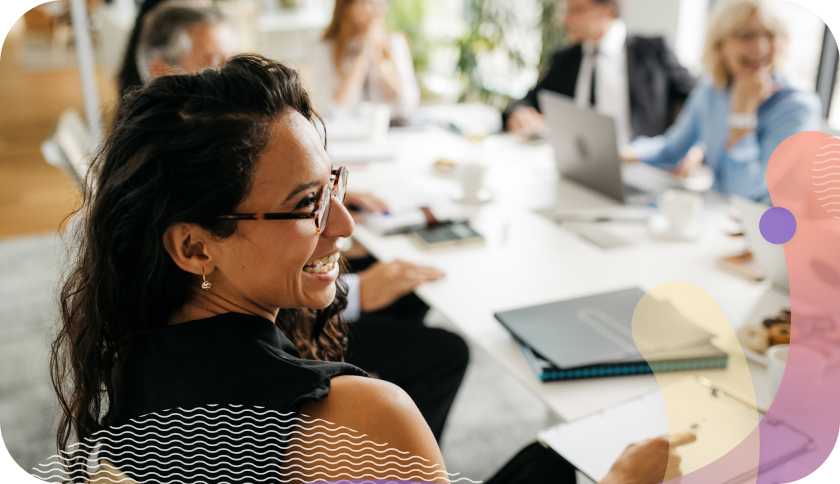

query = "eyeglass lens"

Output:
[[317, 168, 348, 234], [335, 168, 348, 203], [316, 183, 331, 233]]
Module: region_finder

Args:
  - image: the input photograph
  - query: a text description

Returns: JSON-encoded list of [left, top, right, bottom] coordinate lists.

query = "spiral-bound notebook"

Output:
[[519, 341, 728, 381], [495, 288, 728, 382]]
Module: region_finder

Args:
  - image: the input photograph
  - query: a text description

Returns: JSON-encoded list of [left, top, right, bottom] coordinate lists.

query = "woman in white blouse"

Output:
[[311, 0, 420, 120]]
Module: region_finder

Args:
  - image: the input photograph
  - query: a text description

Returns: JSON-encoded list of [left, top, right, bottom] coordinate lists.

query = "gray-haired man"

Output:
[[136, 0, 237, 83]]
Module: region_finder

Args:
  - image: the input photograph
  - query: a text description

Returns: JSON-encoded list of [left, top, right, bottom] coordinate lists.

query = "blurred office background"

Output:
[[0, 0, 837, 480]]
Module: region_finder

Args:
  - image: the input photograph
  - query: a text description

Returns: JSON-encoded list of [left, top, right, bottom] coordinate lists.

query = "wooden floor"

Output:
[[0, 22, 116, 239]]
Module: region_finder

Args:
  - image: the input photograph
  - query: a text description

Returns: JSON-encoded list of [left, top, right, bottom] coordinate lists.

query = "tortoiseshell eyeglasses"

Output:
[[216, 166, 348, 234]]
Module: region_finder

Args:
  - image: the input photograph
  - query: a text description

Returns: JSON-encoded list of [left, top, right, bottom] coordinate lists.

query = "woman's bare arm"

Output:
[[293, 375, 448, 483]]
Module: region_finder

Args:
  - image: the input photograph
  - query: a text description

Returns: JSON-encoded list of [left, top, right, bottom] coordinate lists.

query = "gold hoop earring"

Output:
[[201, 273, 211, 291]]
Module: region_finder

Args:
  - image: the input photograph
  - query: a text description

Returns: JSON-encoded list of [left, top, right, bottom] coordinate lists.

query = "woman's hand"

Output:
[[730, 69, 775, 114], [364, 27, 403, 100], [673, 144, 705, 178], [728, 68, 776, 148], [619, 145, 639, 164], [343, 191, 388, 223], [358, 260, 444, 312], [507, 106, 546, 133], [599, 432, 697, 484], [344, 191, 389, 213]]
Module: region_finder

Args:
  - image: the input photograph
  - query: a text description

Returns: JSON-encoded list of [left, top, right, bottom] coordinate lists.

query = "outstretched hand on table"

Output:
[[358, 260, 445, 312]]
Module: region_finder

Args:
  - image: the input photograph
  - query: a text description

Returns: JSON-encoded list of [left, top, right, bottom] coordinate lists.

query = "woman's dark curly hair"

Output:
[[50, 54, 349, 467]]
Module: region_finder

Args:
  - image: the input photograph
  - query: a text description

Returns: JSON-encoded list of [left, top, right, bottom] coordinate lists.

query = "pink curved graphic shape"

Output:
[[759, 130, 840, 483]]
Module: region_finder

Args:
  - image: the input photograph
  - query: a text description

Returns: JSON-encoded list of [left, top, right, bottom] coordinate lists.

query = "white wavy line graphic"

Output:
[[146, 406, 293, 419], [105, 414, 313, 432], [814, 158, 840, 164], [285, 444, 426, 457], [105, 408, 297, 428], [813, 173, 840, 178], [280, 464, 448, 476], [93, 436, 383, 449], [70, 443, 420, 457], [815, 187, 840, 193], [817, 151, 840, 156], [829, 209, 840, 212], [812, 180, 840, 186], [279, 471, 449, 481], [54, 450, 430, 465], [278, 450, 431, 462], [823, 202, 840, 206], [818, 194, 840, 200], [32, 475, 465, 484], [46, 449, 439, 468], [813, 165, 840, 171], [33, 405, 477, 483], [59, 450, 384, 467], [43, 456, 442, 470], [820, 143, 840, 149], [77, 429, 371, 445], [41, 467, 451, 483], [37, 464, 448, 479], [283, 455, 440, 469], [33, 464, 449, 478]]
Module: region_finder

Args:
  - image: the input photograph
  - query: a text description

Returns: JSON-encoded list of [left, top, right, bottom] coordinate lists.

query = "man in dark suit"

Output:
[[507, 0, 696, 144]]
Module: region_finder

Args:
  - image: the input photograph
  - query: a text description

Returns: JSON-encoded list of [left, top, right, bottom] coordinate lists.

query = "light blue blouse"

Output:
[[631, 74, 821, 202]]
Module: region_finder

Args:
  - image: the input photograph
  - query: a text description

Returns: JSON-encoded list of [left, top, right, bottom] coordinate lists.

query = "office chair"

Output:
[[41, 108, 95, 192]]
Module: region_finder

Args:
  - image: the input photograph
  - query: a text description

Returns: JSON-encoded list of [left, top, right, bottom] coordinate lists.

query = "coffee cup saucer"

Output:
[[648, 214, 703, 241], [452, 188, 493, 204]]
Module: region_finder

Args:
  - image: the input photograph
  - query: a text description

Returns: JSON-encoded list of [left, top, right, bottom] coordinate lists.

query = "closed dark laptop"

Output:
[[495, 288, 715, 369]]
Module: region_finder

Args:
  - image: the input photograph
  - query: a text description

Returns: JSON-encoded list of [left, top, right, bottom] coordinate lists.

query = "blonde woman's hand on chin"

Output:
[[731, 68, 776, 115], [727, 68, 776, 148], [599, 431, 697, 484]]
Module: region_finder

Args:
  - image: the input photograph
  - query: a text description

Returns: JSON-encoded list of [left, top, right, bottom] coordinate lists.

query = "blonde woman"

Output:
[[623, 0, 821, 202], [311, 0, 420, 120]]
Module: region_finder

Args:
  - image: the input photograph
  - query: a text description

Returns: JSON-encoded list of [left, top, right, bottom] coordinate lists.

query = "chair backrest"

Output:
[[41, 108, 95, 192]]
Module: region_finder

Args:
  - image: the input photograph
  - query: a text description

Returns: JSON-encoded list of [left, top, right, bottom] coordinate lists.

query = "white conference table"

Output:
[[343, 122, 788, 424]]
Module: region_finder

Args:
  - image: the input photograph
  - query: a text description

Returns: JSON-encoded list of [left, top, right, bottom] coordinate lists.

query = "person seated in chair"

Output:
[[506, 0, 696, 147], [310, 0, 421, 122], [621, 0, 821, 202]]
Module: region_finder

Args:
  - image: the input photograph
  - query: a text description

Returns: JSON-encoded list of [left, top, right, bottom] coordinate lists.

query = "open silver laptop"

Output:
[[730, 195, 789, 291], [538, 89, 655, 203]]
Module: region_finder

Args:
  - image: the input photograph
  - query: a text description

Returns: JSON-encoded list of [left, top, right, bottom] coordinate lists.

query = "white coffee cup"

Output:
[[767, 344, 827, 407], [459, 163, 485, 203], [657, 189, 703, 234], [358, 102, 391, 143]]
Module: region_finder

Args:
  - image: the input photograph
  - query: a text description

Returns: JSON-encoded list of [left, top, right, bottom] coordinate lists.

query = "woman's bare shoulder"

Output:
[[299, 375, 446, 471]]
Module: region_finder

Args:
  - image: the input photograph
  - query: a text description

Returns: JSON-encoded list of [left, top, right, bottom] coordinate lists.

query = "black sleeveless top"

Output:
[[95, 312, 367, 482]]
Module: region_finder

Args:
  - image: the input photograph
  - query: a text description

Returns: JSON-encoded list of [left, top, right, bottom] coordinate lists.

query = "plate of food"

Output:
[[738, 308, 791, 366]]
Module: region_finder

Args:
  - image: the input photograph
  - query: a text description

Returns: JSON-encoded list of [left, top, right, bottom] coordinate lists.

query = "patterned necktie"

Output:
[[590, 48, 598, 107]]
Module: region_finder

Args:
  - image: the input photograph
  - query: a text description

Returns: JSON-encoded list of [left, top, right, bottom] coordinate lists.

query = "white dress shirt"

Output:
[[311, 32, 420, 120], [574, 19, 633, 146], [342, 273, 362, 323]]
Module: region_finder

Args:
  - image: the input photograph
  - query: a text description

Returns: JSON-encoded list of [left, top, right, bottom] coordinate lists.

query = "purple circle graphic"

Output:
[[759, 207, 796, 244]]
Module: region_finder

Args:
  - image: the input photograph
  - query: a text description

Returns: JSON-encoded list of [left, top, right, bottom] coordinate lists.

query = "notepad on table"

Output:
[[538, 377, 811, 483]]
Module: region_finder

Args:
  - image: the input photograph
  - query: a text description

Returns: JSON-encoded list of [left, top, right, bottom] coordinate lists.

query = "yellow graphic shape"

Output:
[[632, 282, 759, 482]]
